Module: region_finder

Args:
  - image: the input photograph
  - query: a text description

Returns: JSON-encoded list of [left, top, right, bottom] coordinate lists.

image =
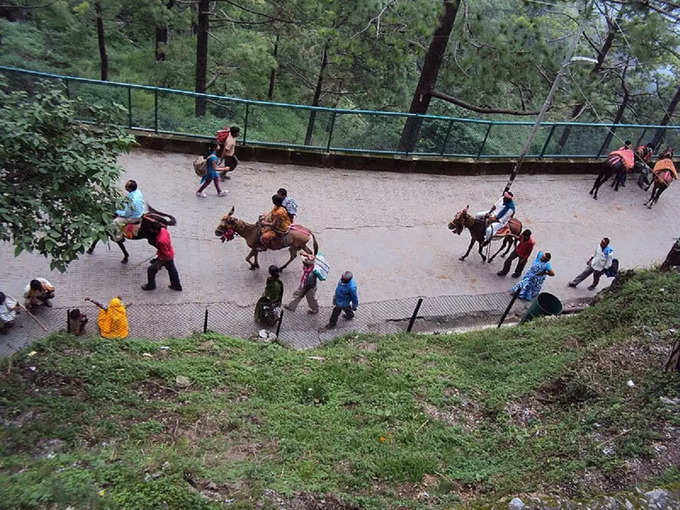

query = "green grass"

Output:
[[1, 269, 680, 508]]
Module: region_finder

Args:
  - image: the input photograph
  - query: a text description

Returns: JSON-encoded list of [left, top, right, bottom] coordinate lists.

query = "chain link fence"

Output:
[[0, 292, 519, 357]]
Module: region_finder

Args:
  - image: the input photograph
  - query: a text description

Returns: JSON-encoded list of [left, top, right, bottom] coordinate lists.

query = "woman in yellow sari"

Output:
[[85, 296, 129, 339]]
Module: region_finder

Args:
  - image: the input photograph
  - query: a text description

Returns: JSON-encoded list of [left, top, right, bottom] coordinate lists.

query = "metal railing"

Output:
[[2, 65, 679, 159]]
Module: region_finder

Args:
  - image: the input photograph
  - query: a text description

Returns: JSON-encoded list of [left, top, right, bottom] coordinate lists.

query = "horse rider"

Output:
[[113, 180, 145, 241], [260, 194, 291, 249], [635, 142, 656, 190], [277, 188, 299, 223], [485, 191, 515, 242]]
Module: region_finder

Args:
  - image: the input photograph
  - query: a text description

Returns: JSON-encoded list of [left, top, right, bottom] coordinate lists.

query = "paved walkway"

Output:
[[1, 149, 676, 354]]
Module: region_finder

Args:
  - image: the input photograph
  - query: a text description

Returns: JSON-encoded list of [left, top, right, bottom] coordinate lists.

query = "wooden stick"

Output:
[[134, 255, 155, 267], [10, 298, 49, 332]]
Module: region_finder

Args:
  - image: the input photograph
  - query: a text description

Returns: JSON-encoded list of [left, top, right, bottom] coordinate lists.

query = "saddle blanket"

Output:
[[122, 222, 142, 239]]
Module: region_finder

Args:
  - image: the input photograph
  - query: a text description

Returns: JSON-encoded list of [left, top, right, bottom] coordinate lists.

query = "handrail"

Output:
[[2, 65, 678, 160]]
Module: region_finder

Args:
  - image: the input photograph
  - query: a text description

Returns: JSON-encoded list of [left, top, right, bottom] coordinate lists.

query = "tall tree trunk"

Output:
[[267, 32, 280, 101], [651, 85, 680, 148], [599, 93, 629, 155], [304, 43, 329, 146], [195, 0, 209, 116], [155, 26, 168, 61], [398, 0, 460, 153], [556, 16, 619, 152], [95, 2, 108, 81]]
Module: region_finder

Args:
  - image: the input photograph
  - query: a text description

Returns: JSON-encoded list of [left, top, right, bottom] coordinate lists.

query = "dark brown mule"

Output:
[[87, 205, 177, 263], [215, 207, 318, 270], [448, 206, 522, 263]]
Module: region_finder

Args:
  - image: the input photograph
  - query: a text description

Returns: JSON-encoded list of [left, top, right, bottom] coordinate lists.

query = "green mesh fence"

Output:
[[2, 65, 679, 159]]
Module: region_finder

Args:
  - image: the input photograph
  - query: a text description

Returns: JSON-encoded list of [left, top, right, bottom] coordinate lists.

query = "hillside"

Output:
[[1, 269, 680, 508]]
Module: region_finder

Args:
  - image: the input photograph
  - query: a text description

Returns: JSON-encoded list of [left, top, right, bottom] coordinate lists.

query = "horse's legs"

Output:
[[116, 240, 129, 264], [86, 238, 98, 254], [246, 248, 259, 270], [487, 241, 506, 263], [478, 240, 487, 262], [503, 237, 517, 257], [279, 246, 297, 271], [459, 238, 475, 261]]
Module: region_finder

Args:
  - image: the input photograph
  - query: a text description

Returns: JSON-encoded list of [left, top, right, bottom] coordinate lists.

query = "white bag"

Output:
[[313, 252, 330, 281]]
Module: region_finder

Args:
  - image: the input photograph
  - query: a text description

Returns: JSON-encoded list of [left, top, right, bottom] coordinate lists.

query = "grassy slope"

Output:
[[1, 270, 679, 509]]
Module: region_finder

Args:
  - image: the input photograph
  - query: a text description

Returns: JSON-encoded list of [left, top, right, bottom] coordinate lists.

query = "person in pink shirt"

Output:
[[142, 223, 182, 291]]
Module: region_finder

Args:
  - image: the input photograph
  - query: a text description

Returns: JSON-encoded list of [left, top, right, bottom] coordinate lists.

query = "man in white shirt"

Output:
[[569, 237, 614, 290], [219, 126, 240, 180], [0, 292, 19, 334]]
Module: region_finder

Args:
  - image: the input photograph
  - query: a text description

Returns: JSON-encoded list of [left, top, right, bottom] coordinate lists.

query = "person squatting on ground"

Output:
[[277, 188, 299, 223], [142, 222, 182, 291], [260, 194, 291, 248], [114, 180, 146, 242], [0, 292, 19, 334], [511, 251, 555, 300], [23, 278, 55, 309], [68, 309, 88, 336], [196, 144, 229, 198], [497, 229, 535, 278], [85, 296, 129, 339], [645, 149, 677, 209], [484, 191, 515, 242], [218, 126, 240, 180], [327, 271, 359, 329], [284, 252, 319, 314], [254, 265, 284, 327], [569, 237, 614, 290], [635, 142, 656, 190]]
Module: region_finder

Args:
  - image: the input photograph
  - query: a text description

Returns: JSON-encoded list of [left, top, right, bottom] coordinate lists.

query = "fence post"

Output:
[[406, 298, 424, 333], [539, 125, 556, 158], [63, 78, 70, 99], [275, 309, 284, 338], [203, 308, 208, 333], [66, 309, 71, 333], [440, 119, 455, 156], [127, 87, 132, 129], [326, 112, 336, 153], [497, 289, 520, 328], [477, 124, 492, 159], [154, 88, 158, 133], [243, 104, 249, 145]]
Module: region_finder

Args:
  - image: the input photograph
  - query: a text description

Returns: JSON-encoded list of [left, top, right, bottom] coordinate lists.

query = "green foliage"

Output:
[[0, 80, 135, 271], [1, 269, 680, 508]]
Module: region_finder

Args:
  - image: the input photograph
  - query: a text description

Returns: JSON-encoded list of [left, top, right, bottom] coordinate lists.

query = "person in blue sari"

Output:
[[196, 144, 229, 198], [512, 251, 555, 300]]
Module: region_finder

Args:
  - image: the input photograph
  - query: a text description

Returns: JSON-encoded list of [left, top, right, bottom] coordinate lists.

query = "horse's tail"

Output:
[[147, 204, 177, 226], [311, 233, 319, 255]]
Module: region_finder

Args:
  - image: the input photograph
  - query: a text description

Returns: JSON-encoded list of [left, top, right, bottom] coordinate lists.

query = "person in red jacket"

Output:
[[142, 222, 182, 291], [497, 229, 535, 278]]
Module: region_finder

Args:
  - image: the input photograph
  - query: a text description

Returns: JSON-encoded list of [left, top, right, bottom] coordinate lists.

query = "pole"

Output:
[[67, 309, 71, 333], [243, 104, 249, 145], [127, 86, 132, 129], [203, 308, 208, 333], [275, 309, 284, 338], [498, 289, 520, 328], [154, 88, 159, 133], [505, 3, 590, 190], [326, 112, 336, 152], [406, 298, 424, 333]]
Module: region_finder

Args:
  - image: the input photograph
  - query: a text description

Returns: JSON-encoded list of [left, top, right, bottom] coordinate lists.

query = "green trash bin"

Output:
[[519, 292, 563, 325]]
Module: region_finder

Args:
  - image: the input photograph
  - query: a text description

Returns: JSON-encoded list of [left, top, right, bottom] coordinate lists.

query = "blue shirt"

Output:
[[496, 200, 515, 222], [334, 278, 359, 309], [201, 153, 220, 183], [116, 189, 145, 219]]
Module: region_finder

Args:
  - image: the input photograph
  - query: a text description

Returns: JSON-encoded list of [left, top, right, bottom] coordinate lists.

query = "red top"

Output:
[[515, 236, 535, 260], [155, 227, 174, 261]]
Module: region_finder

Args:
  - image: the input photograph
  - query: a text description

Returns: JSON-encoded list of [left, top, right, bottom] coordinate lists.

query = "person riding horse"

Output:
[[259, 194, 291, 250], [483, 191, 516, 242]]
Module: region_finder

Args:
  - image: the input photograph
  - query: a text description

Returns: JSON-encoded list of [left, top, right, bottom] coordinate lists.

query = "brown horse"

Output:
[[215, 207, 318, 270], [448, 206, 522, 263]]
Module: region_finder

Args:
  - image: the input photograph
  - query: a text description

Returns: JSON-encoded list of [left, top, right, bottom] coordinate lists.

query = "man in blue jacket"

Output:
[[326, 271, 359, 328], [113, 180, 145, 241]]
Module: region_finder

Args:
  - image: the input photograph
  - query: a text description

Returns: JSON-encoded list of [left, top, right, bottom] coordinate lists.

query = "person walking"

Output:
[[219, 126, 240, 180], [86, 296, 129, 339], [255, 265, 284, 327], [142, 222, 182, 291], [277, 188, 299, 223], [569, 237, 614, 290], [326, 271, 359, 328], [113, 180, 145, 241], [196, 144, 229, 198], [284, 252, 319, 314], [511, 251, 555, 300], [23, 278, 55, 309], [497, 229, 535, 278]]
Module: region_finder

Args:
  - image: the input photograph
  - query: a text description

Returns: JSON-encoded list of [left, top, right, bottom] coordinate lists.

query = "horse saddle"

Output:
[[122, 222, 142, 239], [494, 218, 521, 238]]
